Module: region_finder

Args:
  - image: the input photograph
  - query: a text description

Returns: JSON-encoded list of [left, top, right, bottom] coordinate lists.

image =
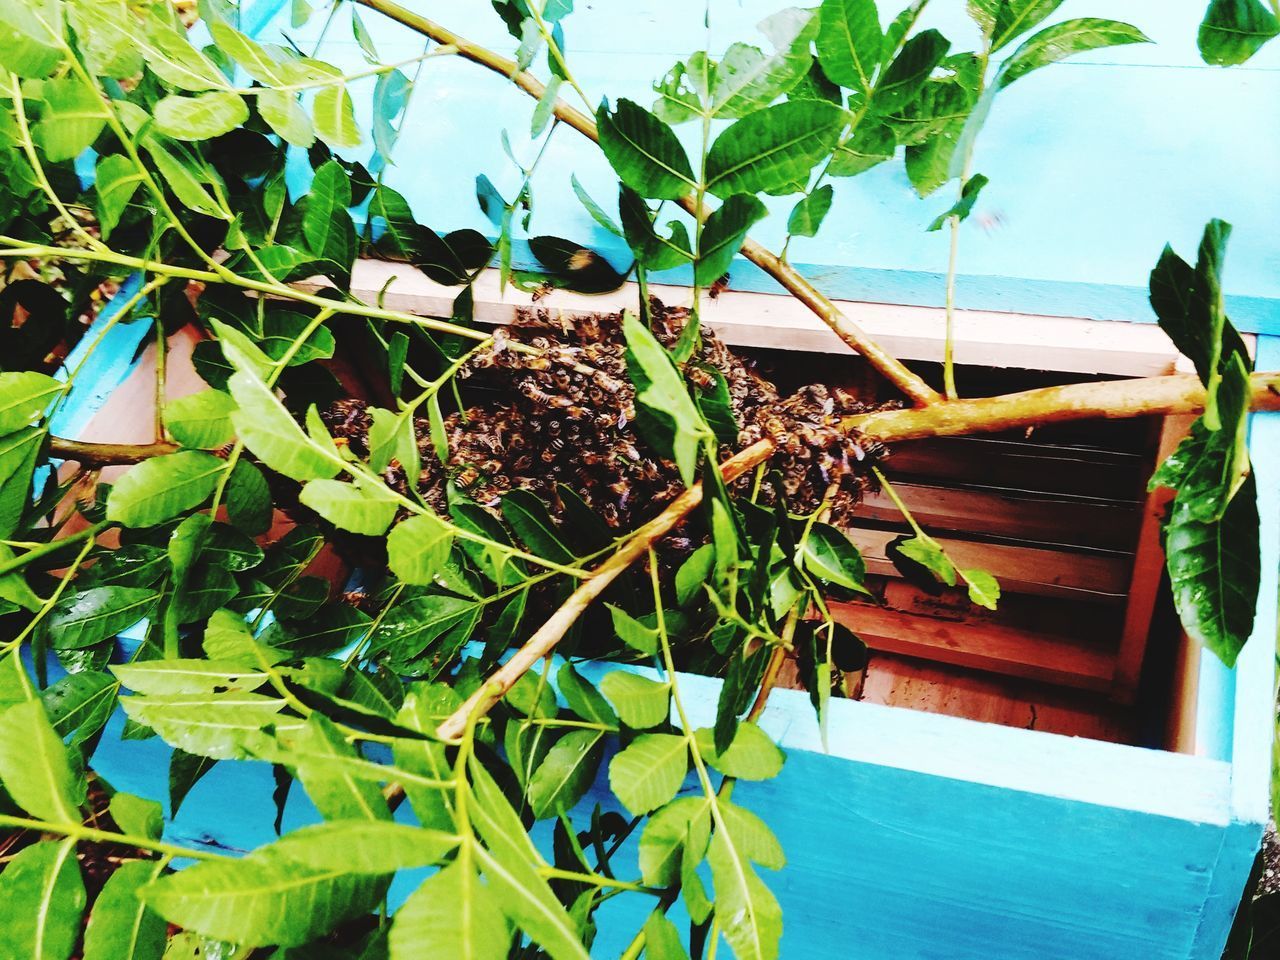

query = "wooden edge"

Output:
[[298, 259, 1249, 378], [1110, 414, 1196, 702], [1166, 631, 1203, 755], [828, 600, 1115, 692], [846, 525, 1131, 600]]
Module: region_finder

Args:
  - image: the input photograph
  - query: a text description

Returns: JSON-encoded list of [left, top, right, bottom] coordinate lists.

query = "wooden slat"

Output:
[[887, 436, 1148, 501], [846, 526, 1132, 600], [829, 601, 1116, 692], [857, 481, 1142, 551], [1111, 415, 1195, 702]]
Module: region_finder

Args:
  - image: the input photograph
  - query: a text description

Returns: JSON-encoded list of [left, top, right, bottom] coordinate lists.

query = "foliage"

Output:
[[0, 1, 1263, 959]]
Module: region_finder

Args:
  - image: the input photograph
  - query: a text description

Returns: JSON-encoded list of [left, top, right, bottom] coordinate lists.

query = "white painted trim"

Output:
[[306, 259, 1255, 378]]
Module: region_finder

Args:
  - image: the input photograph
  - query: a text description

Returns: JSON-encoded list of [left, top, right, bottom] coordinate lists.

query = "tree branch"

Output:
[[351, 0, 942, 407], [847, 371, 1280, 442], [435, 438, 777, 741], [49, 436, 179, 465]]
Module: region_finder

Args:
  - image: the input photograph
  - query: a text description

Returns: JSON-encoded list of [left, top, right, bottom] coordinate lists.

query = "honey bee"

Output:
[[708, 273, 730, 299], [530, 281, 556, 302]]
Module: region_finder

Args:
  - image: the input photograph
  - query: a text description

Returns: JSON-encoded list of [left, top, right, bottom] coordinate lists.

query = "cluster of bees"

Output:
[[326, 301, 887, 536]]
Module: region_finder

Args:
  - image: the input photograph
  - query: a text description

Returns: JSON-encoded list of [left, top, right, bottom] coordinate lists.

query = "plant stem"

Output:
[[844, 371, 1280, 442], [48, 437, 179, 465], [350, 0, 941, 407], [0, 520, 110, 578], [0, 813, 226, 861], [435, 438, 777, 740]]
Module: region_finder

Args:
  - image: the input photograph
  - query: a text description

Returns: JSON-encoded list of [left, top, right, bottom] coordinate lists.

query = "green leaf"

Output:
[[997, 19, 1150, 87], [609, 733, 688, 814], [962, 568, 1001, 610], [706, 826, 782, 960], [619, 186, 693, 272], [94, 154, 145, 239], [0, 371, 60, 433], [607, 603, 660, 656], [0, 428, 40, 540], [596, 99, 696, 200], [801, 522, 870, 593], [1166, 467, 1260, 668], [313, 84, 362, 148], [502, 490, 574, 563], [786, 184, 834, 238], [141, 846, 385, 948], [0, 840, 85, 960], [108, 792, 163, 841], [1149, 220, 1250, 389], [0, 0, 64, 78], [387, 513, 455, 585], [371, 593, 482, 672], [872, 28, 950, 113], [0, 699, 84, 822], [623, 311, 712, 485], [165, 389, 236, 449], [260, 310, 337, 366], [303, 159, 356, 274], [137, 19, 231, 90], [113, 659, 268, 696], [816, 0, 882, 94], [226, 365, 339, 483], [601, 671, 670, 728], [120, 691, 301, 760], [926, 173, 989, 231], [990, 0, 1065, 52], [708, 8, 819, 117], [389, 860, 510, 960], [693, 722, 785, 780], [40, 670, 116, 743], [638, 796, 711, 887], [299, 478, 399, 536], [43, 586, 159, 650], [644, 911, 691, 960], [367, 405, 419, 477], [270, 714, 390, 822], [556, 662, 618, 727], [1199, 0, 1279, 65], [259, 89, 315, 147], [466, 760, 590, 960], [82, 859, 167, 960], [892, 534, 957, 586], [527, 729, 605, 819], [154, 91, 249, 141], [393, 685, 458, 830], [265, 820, 458, 872], [34, 75, 108, 162], [705, 100, 846, 198], [695, 193, 767, 285], [227, 459, 272, 535], [570, 174, 623, 236], [106, 451, 224, 526]]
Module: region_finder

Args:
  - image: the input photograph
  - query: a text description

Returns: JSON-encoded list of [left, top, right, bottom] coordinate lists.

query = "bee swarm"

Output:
[[325, 301, 890, 533]]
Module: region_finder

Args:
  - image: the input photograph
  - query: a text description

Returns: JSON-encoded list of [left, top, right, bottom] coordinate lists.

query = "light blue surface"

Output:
[[254, 0, 1280, 330]]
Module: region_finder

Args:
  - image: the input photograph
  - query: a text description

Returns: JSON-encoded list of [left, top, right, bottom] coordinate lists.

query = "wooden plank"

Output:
[[846, 525, 1132, 600], [886, 435, 1149, 501], [857, 480, 1142, 550], [1111, 415, 1194, 702], [859, 651, 1135, 743], [304, 259, 1214, 377], [828, 600, 1115, 691]]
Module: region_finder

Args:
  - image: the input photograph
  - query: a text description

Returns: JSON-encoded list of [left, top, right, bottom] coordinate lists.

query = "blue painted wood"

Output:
[[256, 0, 1280, 331]]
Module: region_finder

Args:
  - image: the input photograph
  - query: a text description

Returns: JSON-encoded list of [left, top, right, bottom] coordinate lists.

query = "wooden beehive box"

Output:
[[72, 1, 1280, 957]]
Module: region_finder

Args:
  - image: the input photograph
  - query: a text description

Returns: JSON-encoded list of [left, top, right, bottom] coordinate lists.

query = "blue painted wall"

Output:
[[260, 1, 1280, 330]]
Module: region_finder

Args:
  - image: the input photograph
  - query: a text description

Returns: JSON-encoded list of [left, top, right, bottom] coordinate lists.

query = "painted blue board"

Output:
[[254, 0, 1280, 331]]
